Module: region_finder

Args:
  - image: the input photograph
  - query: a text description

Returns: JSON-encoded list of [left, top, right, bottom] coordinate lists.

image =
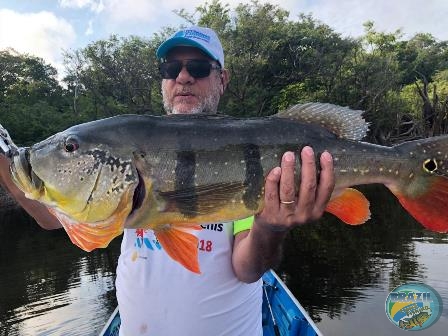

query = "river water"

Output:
[[1, 185, 447, 335]]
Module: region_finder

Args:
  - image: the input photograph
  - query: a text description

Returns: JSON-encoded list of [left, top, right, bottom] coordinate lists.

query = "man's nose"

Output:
[[176, 65, 195, 84]]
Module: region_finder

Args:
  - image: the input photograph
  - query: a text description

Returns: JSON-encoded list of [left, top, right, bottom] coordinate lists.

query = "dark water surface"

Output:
[[1, 185, 447, 335]]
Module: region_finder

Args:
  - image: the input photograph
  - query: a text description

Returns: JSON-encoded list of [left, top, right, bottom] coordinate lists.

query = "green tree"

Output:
[[335, 23, 405, 143], [0, 49, 66, 107], [0, 49, 72, 145], [397, 33, 448, 85], [3, 1, 448, 146], [63, 35, 163, 119], [194, 1, 355, 116]]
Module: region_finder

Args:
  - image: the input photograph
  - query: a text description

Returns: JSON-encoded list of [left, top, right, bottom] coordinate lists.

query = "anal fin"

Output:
[[325, 188, 371, 225]]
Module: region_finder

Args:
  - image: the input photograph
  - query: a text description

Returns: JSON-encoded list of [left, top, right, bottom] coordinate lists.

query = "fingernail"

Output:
[[283, 152, 294, 162], [322, 151, 332, 161], [302, 146, 313, 156], [273, 167, 281, 176]]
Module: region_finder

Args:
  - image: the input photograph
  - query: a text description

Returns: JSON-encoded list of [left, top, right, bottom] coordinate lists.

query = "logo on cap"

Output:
[[182, 29, 211, 43]]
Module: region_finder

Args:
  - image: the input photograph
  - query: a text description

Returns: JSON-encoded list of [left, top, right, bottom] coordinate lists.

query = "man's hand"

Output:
[[0, 126, 62, 230], [0, 124, 18, 158], [232, 146, 335, 283], [255, 146, 335, 231]]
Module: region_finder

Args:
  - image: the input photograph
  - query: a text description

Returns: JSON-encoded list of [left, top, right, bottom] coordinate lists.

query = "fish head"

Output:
[[10, 121, 141, 250], [391, 135, 448, 233], [401, 135, 448, 185]]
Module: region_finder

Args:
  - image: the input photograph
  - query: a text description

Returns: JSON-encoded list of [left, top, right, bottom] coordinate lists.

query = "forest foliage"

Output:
[[1, 0, 447, 146]]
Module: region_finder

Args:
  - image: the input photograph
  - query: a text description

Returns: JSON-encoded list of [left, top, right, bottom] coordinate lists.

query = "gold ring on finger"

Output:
[[280, 200, 295, 205]]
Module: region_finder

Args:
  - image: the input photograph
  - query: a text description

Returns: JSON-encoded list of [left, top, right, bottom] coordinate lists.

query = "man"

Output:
[[0, 26, 335, 335]]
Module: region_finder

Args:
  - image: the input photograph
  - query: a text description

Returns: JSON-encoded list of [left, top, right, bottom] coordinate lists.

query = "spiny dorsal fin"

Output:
[[275, 102, 370, 140]]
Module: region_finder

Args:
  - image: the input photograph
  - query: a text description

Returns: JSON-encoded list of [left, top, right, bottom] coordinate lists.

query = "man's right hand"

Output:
[[0, 123, 18, 158], [0, 129, 62, 230]]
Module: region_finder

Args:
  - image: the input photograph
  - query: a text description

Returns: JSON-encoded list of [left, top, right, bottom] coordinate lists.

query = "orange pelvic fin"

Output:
[[325, 188, 371, 225], [155, 224, 202, 274], [48, 208, 124, 252], [393, 176, 448, 233]]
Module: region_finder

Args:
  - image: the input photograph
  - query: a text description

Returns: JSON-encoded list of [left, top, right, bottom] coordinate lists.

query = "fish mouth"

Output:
[[10, 148, 43, 197], [130, 168, 145, 215]]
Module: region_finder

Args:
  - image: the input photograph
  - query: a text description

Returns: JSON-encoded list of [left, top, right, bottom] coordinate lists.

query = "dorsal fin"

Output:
[[274, 102, 370, 140]]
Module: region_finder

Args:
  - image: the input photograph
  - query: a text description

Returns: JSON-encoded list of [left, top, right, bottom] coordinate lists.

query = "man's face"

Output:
[[161, 47, 225, 115]]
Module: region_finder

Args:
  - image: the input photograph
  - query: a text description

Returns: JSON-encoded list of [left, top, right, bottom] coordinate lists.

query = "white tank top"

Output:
[[116, 223, 262, 336]]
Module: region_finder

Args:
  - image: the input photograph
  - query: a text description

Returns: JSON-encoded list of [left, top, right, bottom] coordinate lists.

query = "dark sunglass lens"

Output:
[[160, 60, 218, 79], [186, 60, 211, 78], [160, 61, 182, 79]]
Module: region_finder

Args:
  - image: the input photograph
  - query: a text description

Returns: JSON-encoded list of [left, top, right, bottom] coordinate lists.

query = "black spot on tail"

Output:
[[243, 144, 263, 210]]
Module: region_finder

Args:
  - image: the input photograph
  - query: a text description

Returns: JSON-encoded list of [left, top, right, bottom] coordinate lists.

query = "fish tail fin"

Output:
[[155, 224, 202, 274], [389, 135, 448, 232], [398, 320, 409, 329], [389, 176, 448, 232], [48, 208, 124, 252], [325, 188, 371, 225]]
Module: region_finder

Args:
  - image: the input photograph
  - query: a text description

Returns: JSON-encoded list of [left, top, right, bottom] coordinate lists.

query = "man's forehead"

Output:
[[166, 46, 213, 61]]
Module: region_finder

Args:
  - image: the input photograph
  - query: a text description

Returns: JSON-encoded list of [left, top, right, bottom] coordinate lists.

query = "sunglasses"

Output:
[[159, 59, 221, 79]]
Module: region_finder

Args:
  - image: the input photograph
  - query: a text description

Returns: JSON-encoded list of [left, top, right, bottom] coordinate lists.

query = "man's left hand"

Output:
[[255, 146, 335, 232]]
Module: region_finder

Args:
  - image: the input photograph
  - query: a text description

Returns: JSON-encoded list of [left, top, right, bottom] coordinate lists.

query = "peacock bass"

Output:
[[9, 103, 448, 273]]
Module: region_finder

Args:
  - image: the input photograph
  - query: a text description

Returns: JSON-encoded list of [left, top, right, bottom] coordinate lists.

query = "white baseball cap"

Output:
[[156, 26, 225, 67]]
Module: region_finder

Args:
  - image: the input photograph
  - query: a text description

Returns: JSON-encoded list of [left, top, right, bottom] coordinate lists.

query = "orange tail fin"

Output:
[[155, 225, 202, 274], [392, 176, 448, 232], [325, 188, 371, 225]]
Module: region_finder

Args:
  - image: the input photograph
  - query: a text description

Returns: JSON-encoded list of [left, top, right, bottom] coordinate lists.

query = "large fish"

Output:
[[7, 103, 448, 273]]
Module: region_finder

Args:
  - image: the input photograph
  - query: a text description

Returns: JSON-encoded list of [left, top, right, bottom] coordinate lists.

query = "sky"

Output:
[[0, 0, 447, 76]]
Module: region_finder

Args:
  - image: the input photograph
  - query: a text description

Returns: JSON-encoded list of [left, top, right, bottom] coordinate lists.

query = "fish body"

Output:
[[398, 311, 431, 329], [9, 103, 448, 273]]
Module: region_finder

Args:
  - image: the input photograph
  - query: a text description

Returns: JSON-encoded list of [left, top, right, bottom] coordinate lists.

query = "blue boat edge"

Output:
[[262, 270, 322, 336], [99, 306, 120, 336], [99, 269, 322, 336]]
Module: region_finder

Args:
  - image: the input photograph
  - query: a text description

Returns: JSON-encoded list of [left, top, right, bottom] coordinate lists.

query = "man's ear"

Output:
[[220, 69, 230, 94]]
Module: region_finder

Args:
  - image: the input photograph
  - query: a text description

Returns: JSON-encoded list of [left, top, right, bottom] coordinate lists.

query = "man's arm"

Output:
[[0, 155, 62, 230], [232, 146, 335, 283]]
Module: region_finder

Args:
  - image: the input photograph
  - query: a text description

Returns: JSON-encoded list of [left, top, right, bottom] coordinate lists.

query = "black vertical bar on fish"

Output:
[[242, 144, 263, 210], [175, 151, 197, 217]]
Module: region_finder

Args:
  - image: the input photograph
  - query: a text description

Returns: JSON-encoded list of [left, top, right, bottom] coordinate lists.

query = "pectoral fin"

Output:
[[154, 224, 202, 274], [325, 188, 371, 225], [48, 208, 124, 252]]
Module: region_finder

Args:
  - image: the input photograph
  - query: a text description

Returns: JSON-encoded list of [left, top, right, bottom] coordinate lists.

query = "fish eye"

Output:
[[423, 158, 437, 173], [64, 136, 79, 153]]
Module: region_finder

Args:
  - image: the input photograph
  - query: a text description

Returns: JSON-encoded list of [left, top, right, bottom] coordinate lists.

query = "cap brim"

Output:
[[156, 37, 218, 63]]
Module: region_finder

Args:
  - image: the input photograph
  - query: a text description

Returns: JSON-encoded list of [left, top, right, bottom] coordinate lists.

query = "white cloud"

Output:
[[94, 0, 447, 41], [274, 0, 448, 40], [59, 0, 104, 13], [104, 0, 160, 23], [0, 9, 76, 75], [86, 19, 94, 35]]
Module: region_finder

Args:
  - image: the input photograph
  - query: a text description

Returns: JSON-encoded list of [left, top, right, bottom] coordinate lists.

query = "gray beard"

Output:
[[162, 84, 221, 115]]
